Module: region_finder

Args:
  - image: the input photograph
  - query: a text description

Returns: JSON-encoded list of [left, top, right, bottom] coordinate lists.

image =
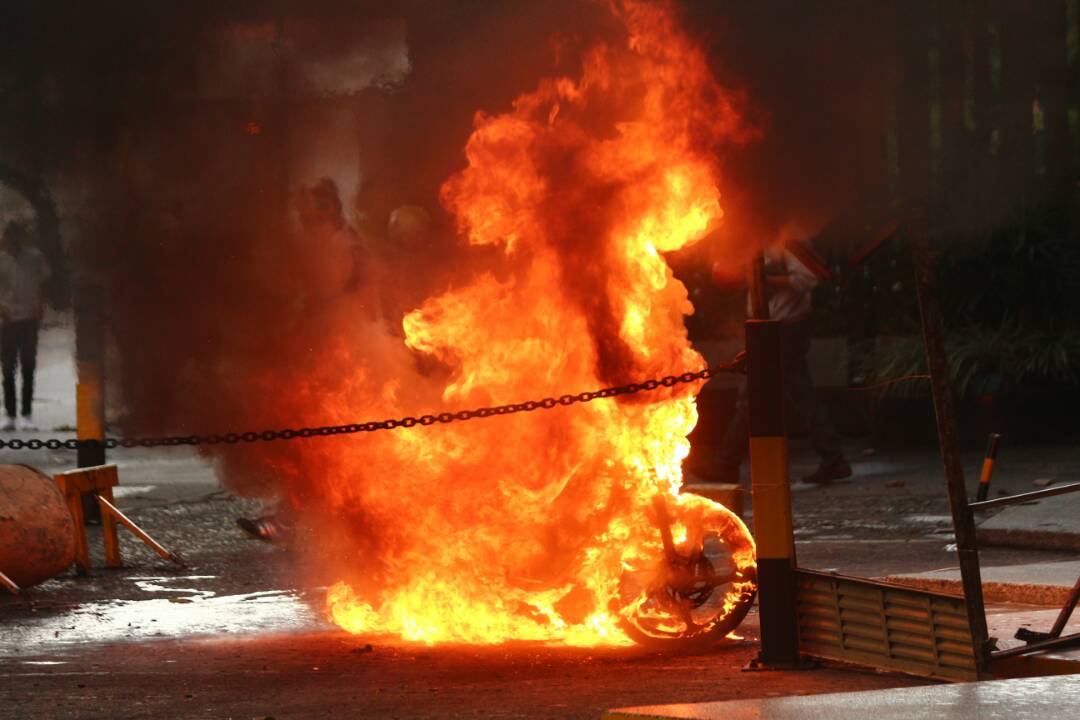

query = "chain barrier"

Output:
[[0, 355, 746, 452]]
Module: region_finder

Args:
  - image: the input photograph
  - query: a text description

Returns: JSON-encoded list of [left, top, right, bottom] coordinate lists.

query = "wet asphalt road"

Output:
[[0, 628, 932, 720], [2, 441, 1078, 718], [0, 486, 928, 720]]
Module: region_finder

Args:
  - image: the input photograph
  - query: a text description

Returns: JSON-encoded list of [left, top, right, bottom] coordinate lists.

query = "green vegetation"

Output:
[[868, 202, 1080, 397]]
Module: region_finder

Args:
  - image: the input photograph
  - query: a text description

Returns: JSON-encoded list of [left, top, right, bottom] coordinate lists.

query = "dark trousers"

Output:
[[1, 319, 39, 418], [719, 319, 843, 470]]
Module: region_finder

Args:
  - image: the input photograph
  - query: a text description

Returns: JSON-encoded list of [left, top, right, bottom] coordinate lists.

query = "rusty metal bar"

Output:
[[96, 495, 185, 567], [1018, 576, 1080, 644], [910, 216, 991, 677], [969, 481, 1080, 511], [1049, 576, 1080, 638], [991, 631, 1080, 660]]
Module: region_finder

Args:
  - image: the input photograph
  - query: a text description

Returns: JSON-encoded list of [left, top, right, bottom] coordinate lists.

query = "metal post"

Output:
[[1048, 576, 1080, 639], [75, 283, 106, 523], [976, 433, 1002, 502], [745, 318, 801, 669], [909, 217, 992, 676]]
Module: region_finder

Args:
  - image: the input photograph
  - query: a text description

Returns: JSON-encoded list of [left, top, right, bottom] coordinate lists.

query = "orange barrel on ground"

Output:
[[0, 464, 76, 587]]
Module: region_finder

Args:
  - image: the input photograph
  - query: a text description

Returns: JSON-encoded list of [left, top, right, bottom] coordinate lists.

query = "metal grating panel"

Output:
[[795, 569, 978, 681]]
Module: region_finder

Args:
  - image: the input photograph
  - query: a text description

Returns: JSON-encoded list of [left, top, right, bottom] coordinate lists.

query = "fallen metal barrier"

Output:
[[796, 570, 977, 682]]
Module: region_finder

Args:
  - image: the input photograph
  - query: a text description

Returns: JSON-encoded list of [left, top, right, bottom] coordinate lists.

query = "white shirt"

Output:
[[748, 247, 818, 323], [0, 246, 51, 322]]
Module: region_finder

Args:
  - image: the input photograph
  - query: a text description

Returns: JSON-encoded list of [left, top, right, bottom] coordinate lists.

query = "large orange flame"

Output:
[[325, 0, 753, 646]]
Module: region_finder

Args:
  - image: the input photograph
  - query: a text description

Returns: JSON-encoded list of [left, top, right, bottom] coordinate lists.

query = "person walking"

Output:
[[0, 221, 51, 431], [717, 241, 851, 484]]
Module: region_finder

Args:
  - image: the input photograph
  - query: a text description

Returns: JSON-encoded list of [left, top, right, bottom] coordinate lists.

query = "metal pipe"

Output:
[[1015, 576, 1079, 643], [1049, 576, 1080, 639], [969, 481, 1080, 511], [910, 216, 991, 677], [991, 631, 1080, 660]]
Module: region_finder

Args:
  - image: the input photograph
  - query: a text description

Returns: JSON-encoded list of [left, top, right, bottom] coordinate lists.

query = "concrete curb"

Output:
[[977, 527, 1080, 552]]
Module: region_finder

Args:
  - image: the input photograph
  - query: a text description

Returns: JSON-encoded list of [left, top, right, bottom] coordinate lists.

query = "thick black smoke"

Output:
[[25, 2, 624, 505]]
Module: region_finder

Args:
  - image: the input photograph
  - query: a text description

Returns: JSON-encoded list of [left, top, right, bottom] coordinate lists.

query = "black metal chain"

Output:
[[0, 355, 745, 452]]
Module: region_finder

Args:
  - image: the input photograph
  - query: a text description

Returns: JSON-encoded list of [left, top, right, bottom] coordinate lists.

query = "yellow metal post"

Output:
[[745, 318, 801, 669], [976, 433, 1002, 502], [75, 284, 106, 469]]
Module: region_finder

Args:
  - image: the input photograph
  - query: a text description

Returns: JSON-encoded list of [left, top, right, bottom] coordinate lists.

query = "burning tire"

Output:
[[615, 496, 757, 651]]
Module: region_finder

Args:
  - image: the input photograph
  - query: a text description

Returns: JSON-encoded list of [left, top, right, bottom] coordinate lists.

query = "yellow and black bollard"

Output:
[[975, 433, 1002, 502], [745, 318, 802, 669]]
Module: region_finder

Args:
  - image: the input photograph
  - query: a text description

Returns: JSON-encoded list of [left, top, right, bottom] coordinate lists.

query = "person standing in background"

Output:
[[0, 220, 51, 431], [716, 240, 851, 485]]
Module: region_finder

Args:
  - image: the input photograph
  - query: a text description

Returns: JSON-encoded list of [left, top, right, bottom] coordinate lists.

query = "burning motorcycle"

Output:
[[615, 495, 757, 650]]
